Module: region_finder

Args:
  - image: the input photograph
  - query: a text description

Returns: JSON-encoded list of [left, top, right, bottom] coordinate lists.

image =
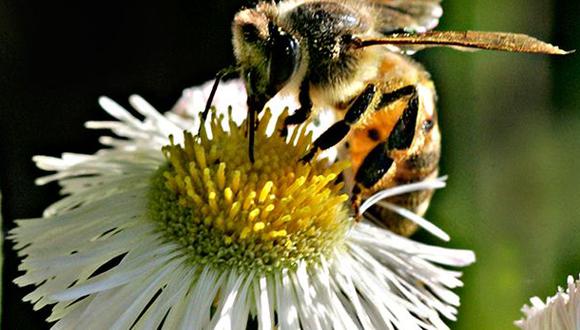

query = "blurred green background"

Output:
[[1, 0, 578, 328], [418, 0, 580, 328]]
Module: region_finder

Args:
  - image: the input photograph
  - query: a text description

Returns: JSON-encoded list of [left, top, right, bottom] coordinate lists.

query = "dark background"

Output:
[[1, 0, 578, 329]]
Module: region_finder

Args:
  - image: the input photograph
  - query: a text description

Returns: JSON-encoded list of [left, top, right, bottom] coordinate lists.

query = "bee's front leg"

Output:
[[301, 84, 378, 162], [281, 79, 312, 137]]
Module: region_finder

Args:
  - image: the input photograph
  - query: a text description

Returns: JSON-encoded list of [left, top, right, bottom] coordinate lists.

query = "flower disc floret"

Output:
[[149, 109, 351, 273]]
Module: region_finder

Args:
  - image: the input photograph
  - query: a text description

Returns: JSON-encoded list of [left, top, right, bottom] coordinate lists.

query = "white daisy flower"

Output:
[[11, 82, 475, 329], [515, 274, 580, 330]]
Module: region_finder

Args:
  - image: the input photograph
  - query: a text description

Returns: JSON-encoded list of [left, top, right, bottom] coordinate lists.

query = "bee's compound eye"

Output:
[[267, 28, 300, 94]]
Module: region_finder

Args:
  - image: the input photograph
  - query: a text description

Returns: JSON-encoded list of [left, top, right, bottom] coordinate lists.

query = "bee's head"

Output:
[[232, 6, 301, 110]]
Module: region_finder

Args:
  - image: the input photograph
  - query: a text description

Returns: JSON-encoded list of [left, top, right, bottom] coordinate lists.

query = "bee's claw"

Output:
[[350, 186, 364, 222], [279, 125, 289, 138], [300, 148, 317, 163]]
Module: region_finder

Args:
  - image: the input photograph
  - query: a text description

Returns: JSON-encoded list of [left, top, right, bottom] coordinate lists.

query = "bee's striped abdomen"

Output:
[[343, 54, 441, 236]]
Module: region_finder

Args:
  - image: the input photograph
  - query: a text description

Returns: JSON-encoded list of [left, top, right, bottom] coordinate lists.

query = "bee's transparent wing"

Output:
[[354, 31, 570, 55], [369, 0, 443, 34]]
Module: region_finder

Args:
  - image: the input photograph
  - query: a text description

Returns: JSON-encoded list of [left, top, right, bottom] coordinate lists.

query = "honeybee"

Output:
[[203, 0, 567, 235]]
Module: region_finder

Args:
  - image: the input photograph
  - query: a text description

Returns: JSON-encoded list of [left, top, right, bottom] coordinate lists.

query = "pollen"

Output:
[[148, 108, 351, 273]]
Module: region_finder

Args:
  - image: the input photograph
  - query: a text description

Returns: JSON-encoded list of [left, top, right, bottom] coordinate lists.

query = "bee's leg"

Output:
[[376, 85, 416, 110], [301, 84, 378, 162], [200, 66, 238, 127], [281, 80, 312, 137], [385, 87, 419, 150], [248, 106, 256, 163], [354, 141, 395, 188], [351, 185, 363, 221], [245, 69, 270, 163]]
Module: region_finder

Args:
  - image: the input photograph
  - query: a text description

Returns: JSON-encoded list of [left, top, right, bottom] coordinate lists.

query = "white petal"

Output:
[[255, 275, 274, 330], [289, 263, 323, 330], [50, 243, 179, 301], [98, 96, 145, 129], [275, 270, 300, 330], [176, 268, 226, 330], [133, 265, 198, 329], [359, 177, 447, 215], [210, 271, 247, 330], [377, 200, 449, 241]]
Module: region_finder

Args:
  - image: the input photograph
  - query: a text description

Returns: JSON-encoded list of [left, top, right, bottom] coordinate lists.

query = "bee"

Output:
[[203, 0, 567, 235]]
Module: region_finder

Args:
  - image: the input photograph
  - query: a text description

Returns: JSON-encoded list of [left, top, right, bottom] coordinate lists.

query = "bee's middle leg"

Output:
[[300, 84, 378, 162]]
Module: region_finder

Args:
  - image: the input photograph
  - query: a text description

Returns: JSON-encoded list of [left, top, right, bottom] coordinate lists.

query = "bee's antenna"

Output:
[[350, 32, 570, 55], [200, 66, 237, 129], [248, 105, 256, 163]]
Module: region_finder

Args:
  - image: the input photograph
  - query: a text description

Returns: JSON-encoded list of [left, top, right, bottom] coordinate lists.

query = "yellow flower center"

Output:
[[148, 109, 351, 273]]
